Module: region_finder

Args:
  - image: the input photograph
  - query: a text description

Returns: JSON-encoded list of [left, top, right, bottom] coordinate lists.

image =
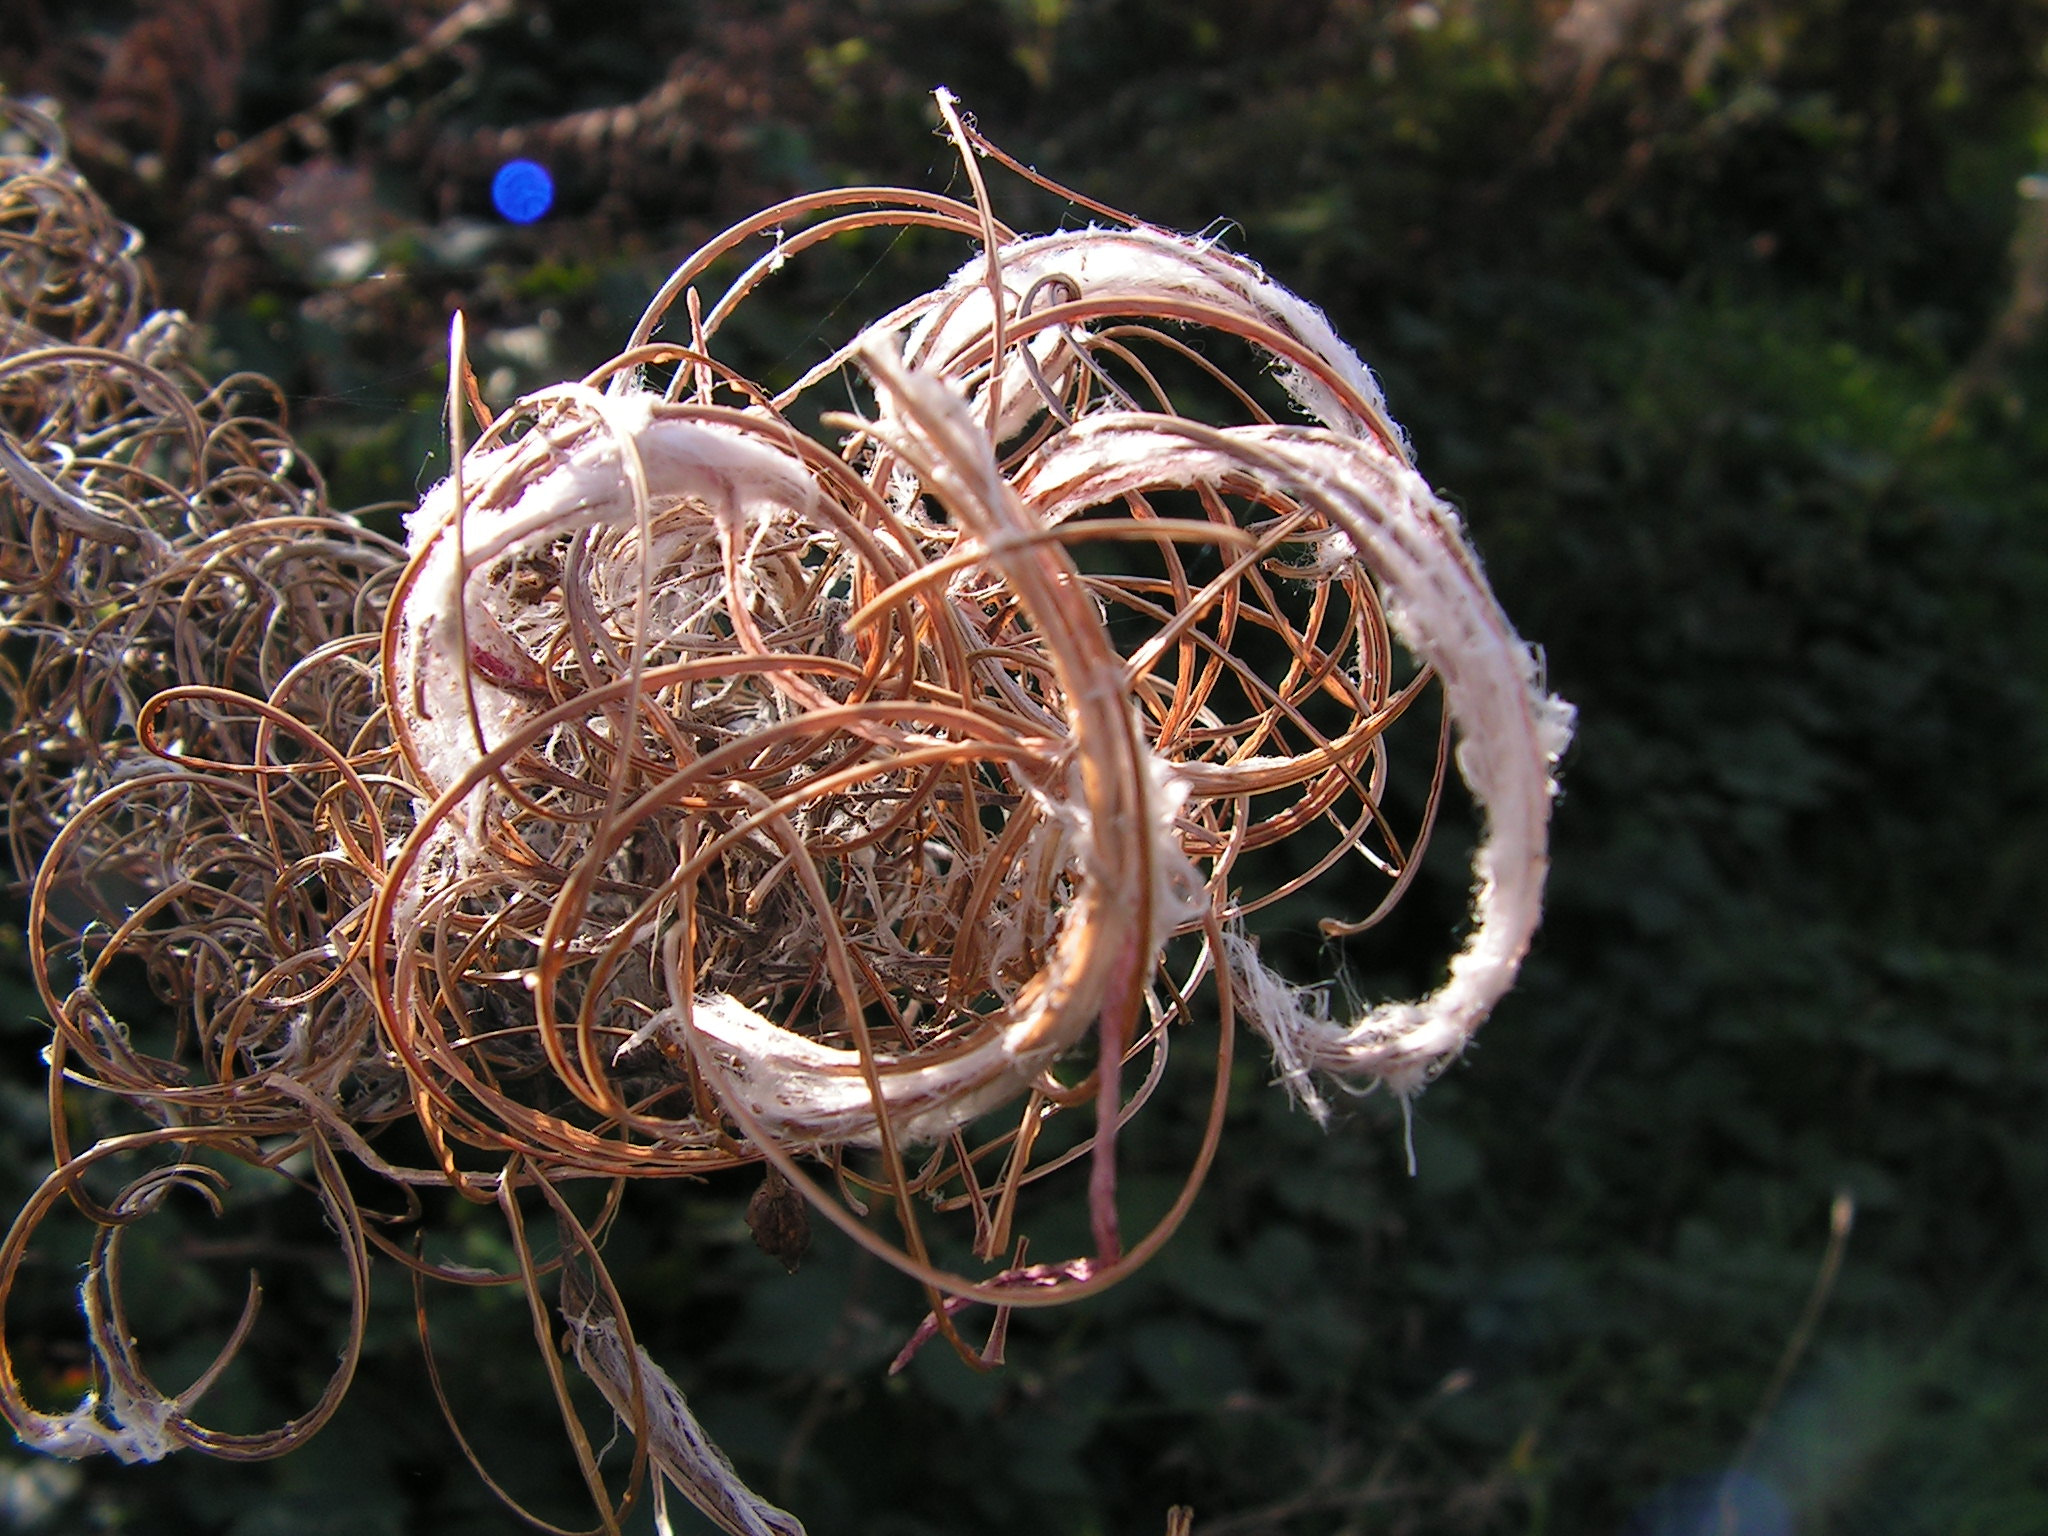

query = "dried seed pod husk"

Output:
[[0, 84, 1570, 1536]]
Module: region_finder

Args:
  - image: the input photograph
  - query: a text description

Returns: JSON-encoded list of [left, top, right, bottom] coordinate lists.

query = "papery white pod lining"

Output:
[[16, 1218, 214, 1465], [1020, 415, 1574, 1098], [394, 397, 830, 801], [11, 1386, 177, 1466], [886, 226, 1404, 449], [673, 757, 1205, 1151], [1217, 927, 1339, 1126], [674, 992, 1052, 1149], [563, 1293, 805, 1536]]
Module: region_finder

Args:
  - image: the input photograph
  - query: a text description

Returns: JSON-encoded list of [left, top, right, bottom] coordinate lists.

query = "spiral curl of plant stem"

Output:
[[0, 98, 148, 355], [0, 84, 1569, 1534], [0, 93, 407, 1473]]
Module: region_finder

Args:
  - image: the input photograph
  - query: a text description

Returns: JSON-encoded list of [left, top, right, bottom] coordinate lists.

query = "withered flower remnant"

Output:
[[0, 87, 1568, 1535]]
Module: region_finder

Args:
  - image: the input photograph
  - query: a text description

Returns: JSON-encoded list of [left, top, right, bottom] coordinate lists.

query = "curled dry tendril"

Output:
[[0, 87, 1569, 1533]]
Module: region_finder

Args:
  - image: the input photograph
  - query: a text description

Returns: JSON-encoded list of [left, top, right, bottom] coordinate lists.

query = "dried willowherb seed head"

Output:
[[0, 85, 1568, 1536]]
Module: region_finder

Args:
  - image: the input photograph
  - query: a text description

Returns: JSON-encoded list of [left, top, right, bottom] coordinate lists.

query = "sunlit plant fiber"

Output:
[[0, 87, 1570, 1534]]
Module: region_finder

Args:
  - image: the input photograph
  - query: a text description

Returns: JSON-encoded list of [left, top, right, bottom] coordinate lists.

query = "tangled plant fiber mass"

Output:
[[0, 88, 1569, 1534]]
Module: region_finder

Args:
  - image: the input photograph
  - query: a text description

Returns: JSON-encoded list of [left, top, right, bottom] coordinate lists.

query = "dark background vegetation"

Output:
[[3, 1, 2046, 1532]]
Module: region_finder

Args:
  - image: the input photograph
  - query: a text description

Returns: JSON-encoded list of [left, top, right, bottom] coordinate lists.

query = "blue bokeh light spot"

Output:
[[491, 160, 554, 224]]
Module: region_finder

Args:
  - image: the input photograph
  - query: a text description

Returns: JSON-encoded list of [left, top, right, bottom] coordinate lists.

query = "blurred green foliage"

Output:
[[3, 1, 2047, 1532]]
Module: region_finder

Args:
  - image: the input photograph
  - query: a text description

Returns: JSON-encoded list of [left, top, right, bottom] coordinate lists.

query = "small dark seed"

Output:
[[746, 1165, 810, 1273]]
